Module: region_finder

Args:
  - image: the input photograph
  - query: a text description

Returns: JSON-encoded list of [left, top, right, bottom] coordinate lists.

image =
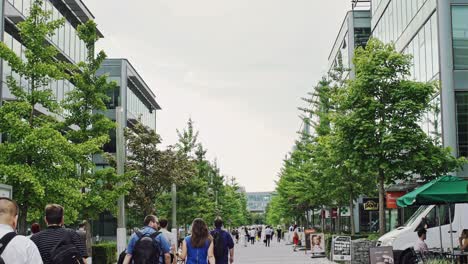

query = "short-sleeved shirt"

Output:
[[126, 226, 171, 264], [210, 228, 234, 264], [414, 239, 428, 252], [0, 224, 43, 264], [31, 226, 87, 264]]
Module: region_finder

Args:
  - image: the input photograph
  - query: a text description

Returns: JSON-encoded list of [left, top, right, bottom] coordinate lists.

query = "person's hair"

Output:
[[31, 223, 40, 234], [214, 217, 223, 229], [45, 204, 64, 225], [143, 215, 158, 226], [462, 229, 468, 237], [417, 228, 427, 238], [0, 197, 18, 217], [190, 218, 211, 248], [159, 219, 168, 228], [79, 223, 86, 228]]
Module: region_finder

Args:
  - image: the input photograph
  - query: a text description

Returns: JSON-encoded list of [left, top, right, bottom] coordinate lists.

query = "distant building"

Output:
[[246, 192, 273, 213]]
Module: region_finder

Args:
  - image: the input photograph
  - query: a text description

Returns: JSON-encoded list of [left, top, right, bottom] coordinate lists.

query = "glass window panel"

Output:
[[456, 92, 468, 157], [70, 28, 76, 62], [58, 22, 65, 52], [414, 35, 420, 81], [452, 6, 468, 70], [419, 29, 426, 81], [15, 0, 23, 14], [431, 15, 439, 75], [64, 21, 70, 56], [425, 21, 433, 80]]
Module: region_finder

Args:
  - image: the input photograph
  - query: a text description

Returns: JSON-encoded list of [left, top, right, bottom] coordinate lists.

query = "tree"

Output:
[[337, 39, 464, 235], [125, 121, 195, 218], [61, 20, 131, 221], [0, 0, 86, 233]]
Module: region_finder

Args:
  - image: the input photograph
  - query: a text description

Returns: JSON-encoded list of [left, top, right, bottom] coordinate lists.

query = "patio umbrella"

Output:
[[397, 175, 468, 260]]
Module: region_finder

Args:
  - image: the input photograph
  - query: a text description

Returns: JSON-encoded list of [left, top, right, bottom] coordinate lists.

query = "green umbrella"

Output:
[[397, 175, 468, 207]]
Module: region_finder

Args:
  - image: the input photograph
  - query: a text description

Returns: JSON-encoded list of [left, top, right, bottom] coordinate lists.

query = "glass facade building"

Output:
[[371, 0, 468, 176], [246, 192, 273, 213], [95, 59, 161, 165]]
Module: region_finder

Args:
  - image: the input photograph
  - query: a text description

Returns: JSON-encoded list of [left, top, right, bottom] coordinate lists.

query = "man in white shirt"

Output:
[[264, 226, 273, 247], [159, 219, 176, 264], [0, 197, 43, 264], [414, 229, 429, 253]]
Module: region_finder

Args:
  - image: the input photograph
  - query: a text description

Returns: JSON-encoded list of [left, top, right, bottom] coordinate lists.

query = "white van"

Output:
[[378, 203, 468, 263]]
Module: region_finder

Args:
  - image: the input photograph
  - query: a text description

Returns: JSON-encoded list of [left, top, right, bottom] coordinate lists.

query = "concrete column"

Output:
[[116, 106, 126, 254], [437, 0, 458, 158], [0, 0, 6, 143]]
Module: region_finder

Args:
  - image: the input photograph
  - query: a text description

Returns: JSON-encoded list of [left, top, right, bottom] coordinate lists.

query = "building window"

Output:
[[456, 92, 468, 157], [452, 5, 468, 70]]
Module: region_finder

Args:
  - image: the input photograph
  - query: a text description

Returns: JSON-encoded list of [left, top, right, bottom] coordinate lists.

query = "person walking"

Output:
[[276, 227, 282, 243], [264, 226, 272, 247], [292, 225, 299, 252], [159, 219, 176, 264], [0, 197, 43, 264], [249, 228, 256, 245], [177, 218, 215, 264], [122, 215, 171, 264], [76, 222, 91, 262], [243, 227, 249, 247], [210, 218, 234, 264], [31, 204, 87, 264], [27, 223, 41, 238]]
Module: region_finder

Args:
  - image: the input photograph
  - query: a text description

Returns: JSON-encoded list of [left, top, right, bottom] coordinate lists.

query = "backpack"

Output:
[[117, 249, 127, 264], [132, 231, 161, 264], [212, 231, 225, 259], [0, 232, 17, 264], [50, 231, 82, 264]]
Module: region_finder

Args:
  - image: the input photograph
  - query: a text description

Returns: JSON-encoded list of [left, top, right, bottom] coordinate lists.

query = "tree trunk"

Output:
[[85, 220, 92, 257], [18, 203, 28, 235], [350, 194, 355, 236], [378, 169, 386, 236]]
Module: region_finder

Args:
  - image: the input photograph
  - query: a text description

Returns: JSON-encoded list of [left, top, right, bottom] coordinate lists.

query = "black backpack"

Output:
[[212, 231, 225, 259], [132, 231, 161, 264], [117, 249, 127, 264], [50, 231, 82, 264], [0, 232, 17, 264]]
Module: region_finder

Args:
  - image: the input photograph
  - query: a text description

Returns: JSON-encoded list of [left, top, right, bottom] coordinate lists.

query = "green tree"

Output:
[[0, 0, 81, 233], [62, 20, 131, 221], [338, 39, 464, 235], [125, 121, 195, 218]]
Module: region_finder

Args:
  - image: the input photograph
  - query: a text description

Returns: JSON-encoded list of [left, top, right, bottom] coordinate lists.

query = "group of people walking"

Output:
[[239, 225, 283, 247], [0, 197, 237, 264]]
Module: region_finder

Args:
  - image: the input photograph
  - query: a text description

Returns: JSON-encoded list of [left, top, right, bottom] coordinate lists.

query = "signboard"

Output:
[[310, 233, 326, 258], [340, 206, 351, 217], [331, 208, 338, 219], [386, 192, 405, 209], [332, 236, 352, 261], [363, 198, 379, 211], [370, 246, 394, 264], [304, 229, 316, 250], [0, 184, 12, 199]]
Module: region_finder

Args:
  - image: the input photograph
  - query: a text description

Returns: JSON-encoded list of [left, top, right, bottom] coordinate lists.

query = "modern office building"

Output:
[[94, 58, 161, 167], [1, 0, 100, 110], [371, 0, 468, 176], [246, 192, 273, 213]]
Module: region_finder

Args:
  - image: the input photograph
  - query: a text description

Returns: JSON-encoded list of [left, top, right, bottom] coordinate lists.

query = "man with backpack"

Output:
[[0, 197, 43, 264], [31, 204, 87, 264], [122, 215, 171, 264], [210, 217, 234, 264]]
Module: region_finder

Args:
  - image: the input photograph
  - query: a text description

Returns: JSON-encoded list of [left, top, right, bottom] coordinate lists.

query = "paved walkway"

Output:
[[235, 239, 335, 264]]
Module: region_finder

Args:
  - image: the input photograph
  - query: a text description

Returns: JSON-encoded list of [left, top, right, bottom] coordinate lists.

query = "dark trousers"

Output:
[[265, 235, 271, 247], [250, 237, 255, 244]]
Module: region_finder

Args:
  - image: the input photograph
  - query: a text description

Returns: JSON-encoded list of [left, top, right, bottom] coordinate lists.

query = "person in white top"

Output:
[[414, 229, 429, 253], [159, 219, 176, 264], [249, 228, 256, 245], [264, 226, 273, 247], [0, 197, 43, 264]]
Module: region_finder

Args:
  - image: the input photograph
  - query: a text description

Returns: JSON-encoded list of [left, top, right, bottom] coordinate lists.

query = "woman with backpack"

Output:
[[176, 218, 215, 264]]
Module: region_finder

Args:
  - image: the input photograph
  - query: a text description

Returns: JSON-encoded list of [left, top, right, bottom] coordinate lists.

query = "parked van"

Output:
[[378, 203, 468, 263]]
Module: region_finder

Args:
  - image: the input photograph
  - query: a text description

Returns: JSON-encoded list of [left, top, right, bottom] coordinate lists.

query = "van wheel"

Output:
[[400, 250, 417, 264]]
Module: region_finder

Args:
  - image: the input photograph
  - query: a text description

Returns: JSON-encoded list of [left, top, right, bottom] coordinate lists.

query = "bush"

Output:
[[92, 242, 117, 264], [425, 259, 451, 264]]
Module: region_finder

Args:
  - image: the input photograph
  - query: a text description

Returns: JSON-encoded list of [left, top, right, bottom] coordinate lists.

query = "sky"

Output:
[[86, 0, 352, 192]]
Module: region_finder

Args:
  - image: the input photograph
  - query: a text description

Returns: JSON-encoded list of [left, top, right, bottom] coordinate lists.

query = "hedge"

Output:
[[92, 242, 117, 264]]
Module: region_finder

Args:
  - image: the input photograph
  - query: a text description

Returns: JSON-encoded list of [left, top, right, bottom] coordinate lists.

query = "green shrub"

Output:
[[92, 242, 117, 264], [366, 233, 380, 241], [425, 259, 451, 264]]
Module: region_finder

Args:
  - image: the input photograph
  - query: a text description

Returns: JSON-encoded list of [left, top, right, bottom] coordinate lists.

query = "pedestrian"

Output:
[[27, 223, 41, 238], [414, 228, 428, 254], [159, 219, 176, 264], [176, 218, 215, 264], [292, 224, 299, 252], [122, 215, 171, 264], [31, 204, 87, 264], [76, 222, 91, 261], [249, 228, 256, 245], [276, 227, 282, 242], [210, 217, 234, 264], [243, 226, 249, 247], [264, 226, 272, 247], [0, 197, 43, 264]]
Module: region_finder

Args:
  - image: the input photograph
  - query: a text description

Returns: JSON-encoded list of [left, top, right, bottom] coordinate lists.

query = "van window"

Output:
[[417, 205, 455, 230], [404, 206, 429, 226]]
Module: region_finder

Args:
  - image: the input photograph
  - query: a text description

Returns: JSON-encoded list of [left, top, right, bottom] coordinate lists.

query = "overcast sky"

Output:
[[86, 0, 352, 192]]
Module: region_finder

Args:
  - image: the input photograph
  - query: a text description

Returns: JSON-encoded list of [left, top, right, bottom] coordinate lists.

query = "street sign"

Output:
[[0, 184, 12, 199], [369, 246, 394, 264], [332, 236, 352, 261]]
